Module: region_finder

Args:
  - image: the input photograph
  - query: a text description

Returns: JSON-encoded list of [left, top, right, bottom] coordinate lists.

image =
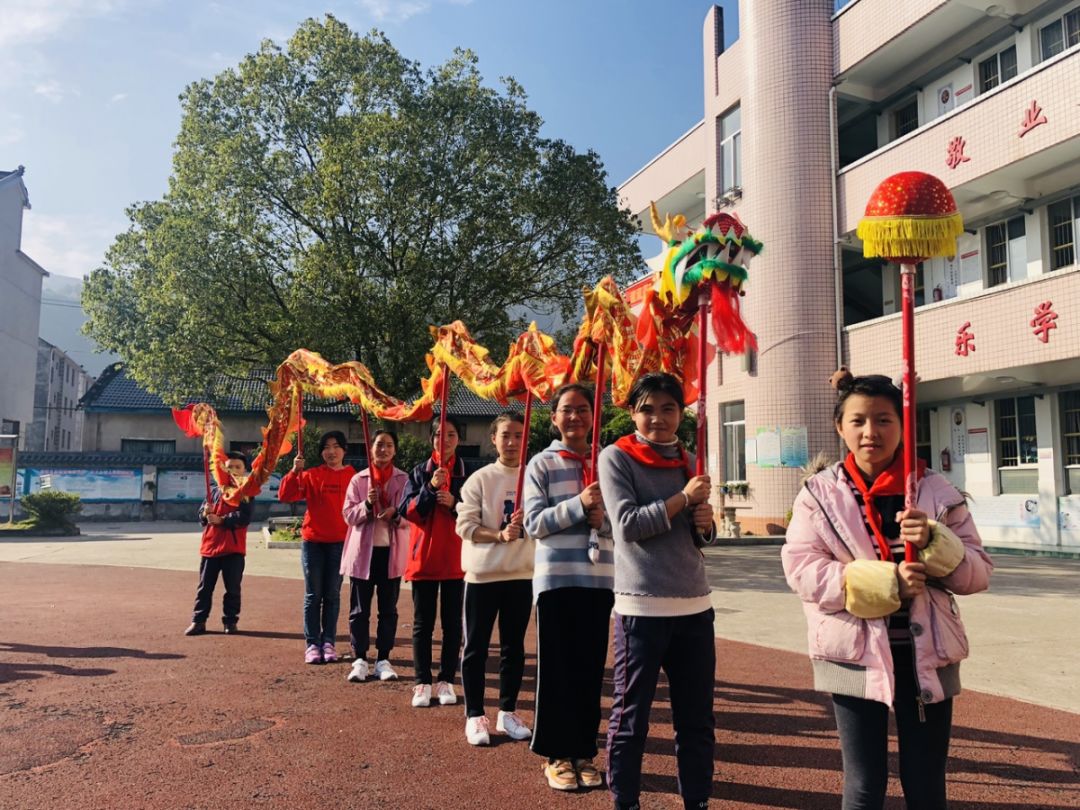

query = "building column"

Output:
[[738, 0, 838, 530]]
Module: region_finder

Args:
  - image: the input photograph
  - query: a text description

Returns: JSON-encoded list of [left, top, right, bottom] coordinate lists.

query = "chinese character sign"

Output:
[[1031, 300, 1058, 343], [946, 136, 971, 169], [1019, 100, 1048, 138], [955, 321, 975, 356]]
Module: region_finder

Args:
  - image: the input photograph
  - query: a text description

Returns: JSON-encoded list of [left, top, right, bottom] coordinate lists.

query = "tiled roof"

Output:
[[80, 363, 528, 419], [19, 452, 207, 470]]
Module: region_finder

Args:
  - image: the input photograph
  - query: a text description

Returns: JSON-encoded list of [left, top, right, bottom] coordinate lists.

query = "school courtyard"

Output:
[[0, 524, 1077, 809]]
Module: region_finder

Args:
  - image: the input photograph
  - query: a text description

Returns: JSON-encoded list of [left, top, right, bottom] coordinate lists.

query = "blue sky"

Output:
[[2, 0, 738, 283]]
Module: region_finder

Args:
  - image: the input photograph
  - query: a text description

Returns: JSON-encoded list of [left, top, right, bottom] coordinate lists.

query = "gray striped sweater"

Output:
[[523, 440, 614, 597]]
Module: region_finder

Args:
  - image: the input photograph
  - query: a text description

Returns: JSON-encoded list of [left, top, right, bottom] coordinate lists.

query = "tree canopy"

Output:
[[84, 16, 642, 405]]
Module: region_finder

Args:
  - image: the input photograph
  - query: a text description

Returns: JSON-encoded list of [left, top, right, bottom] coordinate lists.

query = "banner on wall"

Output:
[[22, 468, 143, 502], [0, 448, 13, 498], [156, 470, 282, 502]]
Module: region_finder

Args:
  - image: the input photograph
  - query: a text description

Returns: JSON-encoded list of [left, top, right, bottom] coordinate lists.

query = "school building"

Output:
[[619, 0, 1080, 550]]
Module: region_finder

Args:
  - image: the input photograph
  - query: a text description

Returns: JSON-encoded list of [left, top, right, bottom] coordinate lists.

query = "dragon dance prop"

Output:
[[857, 171, 962, 562], [172, 224, 761, 506], [638, 203, 761, 474]]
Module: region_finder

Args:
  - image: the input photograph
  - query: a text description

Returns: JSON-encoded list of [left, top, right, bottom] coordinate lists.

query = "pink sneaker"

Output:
[[304, 644, 323, 665], [321, 642, 339, 663]]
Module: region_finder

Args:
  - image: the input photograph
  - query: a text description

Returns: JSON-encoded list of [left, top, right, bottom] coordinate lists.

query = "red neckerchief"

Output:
[[369, 462, 393, 509], [429, 452, 456, 491], [614, 434, 692, 476], [842, 451, 924, 561], [557, 448, 594, 487]]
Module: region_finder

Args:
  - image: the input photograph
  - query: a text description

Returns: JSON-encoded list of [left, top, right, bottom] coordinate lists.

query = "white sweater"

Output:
[[456, 461, 535, 584]]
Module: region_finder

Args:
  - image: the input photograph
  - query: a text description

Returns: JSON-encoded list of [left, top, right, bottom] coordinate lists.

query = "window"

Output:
[[914, 263, 926, 307], [978, 45, 1017, 92], [1063, 390, 1080, 494], [1049, 197, 1079, 271], [985, 216, 1026, 286], [997, 396, 1038, 494], [892, 98, 919, 139], [720, 401, 746, 483], [52, 426, 61, 450], [121, 438, 177, 455], [1062, 390, 1080, 498], [718, 105, 741, 194], [1039, 8, 1080, 61], [916, 408, 932, 470]]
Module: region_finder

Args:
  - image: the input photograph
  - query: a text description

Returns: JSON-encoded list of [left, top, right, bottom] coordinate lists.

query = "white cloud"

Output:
[[0, 0, 127, 48], [358, 0, 431, 23], [20, 211, 125, 279], [33, 78, 79, 102], [109, 92, 128, 104]]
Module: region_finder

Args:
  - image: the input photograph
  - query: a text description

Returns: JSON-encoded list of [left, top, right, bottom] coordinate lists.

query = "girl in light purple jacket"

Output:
[[782, 370, 992, 810], [341, 429, 411, 684]]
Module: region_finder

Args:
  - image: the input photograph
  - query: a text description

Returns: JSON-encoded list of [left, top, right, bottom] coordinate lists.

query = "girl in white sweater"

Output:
[[455, 411, 536, 746]]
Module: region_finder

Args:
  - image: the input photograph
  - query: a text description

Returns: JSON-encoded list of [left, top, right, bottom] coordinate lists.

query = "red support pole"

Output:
[[295, 388, 304, 460], [513, 390, 534, 513], [696, 288, 710, 477], [360, 408, 378, 511], [589, 344, 607, 484], [437, 365, 450, 486], [900, 263, 919, 563], [202, 426, 212, 505]]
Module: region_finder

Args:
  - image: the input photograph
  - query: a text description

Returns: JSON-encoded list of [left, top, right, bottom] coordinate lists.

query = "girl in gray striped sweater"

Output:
[[522, 382, 614, 792]]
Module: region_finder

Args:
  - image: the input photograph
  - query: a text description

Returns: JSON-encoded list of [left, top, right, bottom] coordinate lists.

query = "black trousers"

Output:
[[531, 587, 614, 760], [607, 610, 716, 806], [411, 578, 465, 685], [348, 547, 402, 661], [461, 579, 533, 718], [192, 553, 245, 624], [832, 647, 953, 810]]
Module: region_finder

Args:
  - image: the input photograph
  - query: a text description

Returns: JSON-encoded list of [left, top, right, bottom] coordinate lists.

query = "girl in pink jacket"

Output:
[[782, 370, 992, 810], [341, 429, 411, 684]]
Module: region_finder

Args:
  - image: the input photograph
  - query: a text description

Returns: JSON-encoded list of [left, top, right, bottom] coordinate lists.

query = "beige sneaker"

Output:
[[574, 758, 603, 789], [543, 759, 578, 791]]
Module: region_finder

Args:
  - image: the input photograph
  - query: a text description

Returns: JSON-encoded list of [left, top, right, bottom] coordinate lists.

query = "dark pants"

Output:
[[832, 648, 953, 810], [300, 540, 344, 646], [607, 609, 716, 806], [531, 587, 614, 760], [348, 546, 401, 661], [411, 578, 465, 685], [192, 553, 245, 624], [461, 579, 533, 718]]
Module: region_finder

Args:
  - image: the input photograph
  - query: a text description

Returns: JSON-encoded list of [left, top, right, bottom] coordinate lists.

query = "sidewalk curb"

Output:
[[984, 545, 1080, 559]]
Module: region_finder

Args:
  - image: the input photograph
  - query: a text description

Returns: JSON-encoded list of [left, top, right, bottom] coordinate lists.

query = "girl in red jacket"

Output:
[[185, 452, 253, 637], [399, 416, 470, 708], [279, 430, 356, 665]]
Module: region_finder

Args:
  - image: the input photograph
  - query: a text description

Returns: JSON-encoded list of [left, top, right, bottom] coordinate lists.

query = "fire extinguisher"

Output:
[[940, 448, 952, 471]]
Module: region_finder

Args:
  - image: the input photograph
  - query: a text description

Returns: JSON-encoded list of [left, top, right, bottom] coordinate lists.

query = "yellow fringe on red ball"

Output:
[[856, 212, 963, 260]]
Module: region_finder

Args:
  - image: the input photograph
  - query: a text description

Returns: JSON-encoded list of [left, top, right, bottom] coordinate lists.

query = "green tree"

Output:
[[83, 17, 641, 405]]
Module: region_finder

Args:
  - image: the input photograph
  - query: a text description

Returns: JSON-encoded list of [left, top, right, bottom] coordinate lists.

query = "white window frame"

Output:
[[1048, 196, 1080, 272], [1039, 6, 1080, 61], [718, 105, 741, 195], [720, 401, 746, 483], [995, 396, 1039, 494], [977, 44, 1018, 93], [1062, 389, 1080, 495], [983, 215, 1026, 287], [890, 96, 919, 140]]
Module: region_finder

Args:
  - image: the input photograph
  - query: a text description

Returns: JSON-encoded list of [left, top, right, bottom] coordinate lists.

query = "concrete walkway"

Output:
[[3, 520, 1077, 713]]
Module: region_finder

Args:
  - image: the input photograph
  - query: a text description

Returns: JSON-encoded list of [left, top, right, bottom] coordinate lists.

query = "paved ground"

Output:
[[1, 523, 1078, 809]]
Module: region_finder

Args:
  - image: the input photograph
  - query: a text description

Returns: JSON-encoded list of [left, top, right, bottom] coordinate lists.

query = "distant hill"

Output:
[[39, 275, 118, 377]]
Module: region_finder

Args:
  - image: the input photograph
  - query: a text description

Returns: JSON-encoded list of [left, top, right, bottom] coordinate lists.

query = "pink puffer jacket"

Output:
[[782, 463, 993, 706]]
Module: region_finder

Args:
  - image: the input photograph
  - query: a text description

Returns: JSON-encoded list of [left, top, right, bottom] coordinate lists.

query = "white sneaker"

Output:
[[411, 684, 432, 708], [374, 659, 398, 681], [496, 710, 532, 740], [346, 659, 369, 682], [465, 715, 491, 746], [435, 681, 457, 705]]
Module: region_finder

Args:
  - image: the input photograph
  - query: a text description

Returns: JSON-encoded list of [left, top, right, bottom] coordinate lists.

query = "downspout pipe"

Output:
[[829, 84, 843, 372]]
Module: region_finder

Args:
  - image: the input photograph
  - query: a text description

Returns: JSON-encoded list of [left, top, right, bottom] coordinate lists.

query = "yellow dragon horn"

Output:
[[649, 201, 688, 245]]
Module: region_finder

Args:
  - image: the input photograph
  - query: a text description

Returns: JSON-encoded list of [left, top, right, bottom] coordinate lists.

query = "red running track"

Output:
[[0, 562, 1077, 809]]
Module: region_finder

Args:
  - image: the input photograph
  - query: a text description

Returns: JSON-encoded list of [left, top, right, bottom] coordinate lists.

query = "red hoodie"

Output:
[[278, 465, 356, 542]]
